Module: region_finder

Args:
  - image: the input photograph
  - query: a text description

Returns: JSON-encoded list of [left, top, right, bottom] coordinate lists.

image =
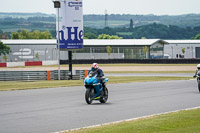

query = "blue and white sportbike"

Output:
[[84, 71, 109, 104]]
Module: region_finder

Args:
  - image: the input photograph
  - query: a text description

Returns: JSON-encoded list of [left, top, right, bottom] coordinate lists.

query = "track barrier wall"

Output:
[[0, 63, 6, 67], [61, 59, 200, 64], [0, 60, 58, 68], [0, 70, 86, 81], [1, 59, 199, 68], [25, 61, 42, 66]]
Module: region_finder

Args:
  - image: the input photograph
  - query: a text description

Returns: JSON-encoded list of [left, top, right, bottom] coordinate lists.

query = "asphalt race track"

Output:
[[0, 79, 200, 133]]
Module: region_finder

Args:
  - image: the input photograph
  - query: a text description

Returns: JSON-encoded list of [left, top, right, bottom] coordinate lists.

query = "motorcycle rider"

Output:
[[89, 63, 105, 99], [193, 64, 200, 78]]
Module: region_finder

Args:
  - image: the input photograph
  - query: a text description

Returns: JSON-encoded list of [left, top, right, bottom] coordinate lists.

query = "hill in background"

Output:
[[0, 12, 200, 39]]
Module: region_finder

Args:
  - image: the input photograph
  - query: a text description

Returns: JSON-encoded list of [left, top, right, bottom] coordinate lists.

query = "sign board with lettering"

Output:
[[56, 0, 83, 50]]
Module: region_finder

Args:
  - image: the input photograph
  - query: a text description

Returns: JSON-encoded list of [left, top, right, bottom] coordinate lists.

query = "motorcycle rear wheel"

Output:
[[85, 89, 94, 104], [198, 82, 200, 93], [100, 87, 108, 103]]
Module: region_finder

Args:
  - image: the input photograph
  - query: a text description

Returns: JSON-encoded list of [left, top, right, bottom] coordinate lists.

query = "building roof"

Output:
[[84, 39, 168, 46], [165, 40, 200, 44], [0, 39, 57, 45], [0, 39, 168, 46]]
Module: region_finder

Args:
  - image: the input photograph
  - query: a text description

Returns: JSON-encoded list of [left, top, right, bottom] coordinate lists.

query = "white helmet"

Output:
[[91, 63, 99, 71], [197, 64, 200, 69]]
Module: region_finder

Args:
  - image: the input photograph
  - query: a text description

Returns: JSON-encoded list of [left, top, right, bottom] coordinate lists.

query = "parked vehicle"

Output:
[[84, 71, 108, 104]]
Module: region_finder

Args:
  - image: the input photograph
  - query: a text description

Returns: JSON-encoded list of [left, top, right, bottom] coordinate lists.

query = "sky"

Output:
[[0, 0, 200, 15]]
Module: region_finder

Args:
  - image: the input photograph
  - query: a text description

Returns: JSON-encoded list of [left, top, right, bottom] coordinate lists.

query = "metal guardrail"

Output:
[[0, 70, 85, 81], [53, 70, 85, 80]]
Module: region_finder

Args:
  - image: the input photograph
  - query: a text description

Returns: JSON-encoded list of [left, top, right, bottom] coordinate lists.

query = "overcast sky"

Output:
[[0, 0, 200, 15]]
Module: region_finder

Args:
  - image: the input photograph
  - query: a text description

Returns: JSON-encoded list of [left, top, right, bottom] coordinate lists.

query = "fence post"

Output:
[[47, 70, 51, 80], [84, 70, 88, 78]]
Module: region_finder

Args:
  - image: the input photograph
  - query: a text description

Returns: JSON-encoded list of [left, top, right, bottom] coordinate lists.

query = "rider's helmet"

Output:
[[197, 64, 200, 70], [91, 63, 99, 72]]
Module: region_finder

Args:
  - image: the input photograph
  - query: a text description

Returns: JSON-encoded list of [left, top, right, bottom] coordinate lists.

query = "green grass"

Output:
[[0, 76, 192, 91], [0, 80, 83, 91], [65, 108, 200, 133], [108, 76, 192, 84], [105, 71, 194, 73]]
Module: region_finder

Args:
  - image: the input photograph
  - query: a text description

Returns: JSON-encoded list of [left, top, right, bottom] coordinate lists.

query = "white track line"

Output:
[[54, 106, 200, 133]]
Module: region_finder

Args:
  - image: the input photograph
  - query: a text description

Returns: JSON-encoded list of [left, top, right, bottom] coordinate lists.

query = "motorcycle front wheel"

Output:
[[198, 82, 200, 93], [85, 89, 94, 104], [100, 87, 108, 103]]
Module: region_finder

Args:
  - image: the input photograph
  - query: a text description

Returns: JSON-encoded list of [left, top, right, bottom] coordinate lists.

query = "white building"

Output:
[[164, 40, 200, 59], [0, 39, 167, 62], [1, 39, 200, 62]]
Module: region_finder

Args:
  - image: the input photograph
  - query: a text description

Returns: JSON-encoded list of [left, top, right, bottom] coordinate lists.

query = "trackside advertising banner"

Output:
[[56, 0, 83, 50]]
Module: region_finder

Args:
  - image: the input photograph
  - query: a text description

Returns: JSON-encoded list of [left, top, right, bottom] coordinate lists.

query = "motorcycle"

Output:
[[84, 71, 109, 104], [194, 71, 200, 93], [197, 74, 200, 93]]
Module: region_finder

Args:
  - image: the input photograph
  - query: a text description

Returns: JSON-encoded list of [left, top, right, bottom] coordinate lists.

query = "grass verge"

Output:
[[0, 76, 192, 91], [105, 71, 194, 73], [64, 108, 200, 133], [108, 76, 192, 84]]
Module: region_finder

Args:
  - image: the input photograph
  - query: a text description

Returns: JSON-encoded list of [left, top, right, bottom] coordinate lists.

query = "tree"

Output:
[[106, 46, 112, 58], [11, 29, 52, 39], [182, 48, 185, 54], [141, 37, 147, 39], [11, 32, 20, 39], [0, 41, 11, 56], [181, 48, 186, 58], [98, 34, 110, 39], [143, 46, 149, 59], [39, 30, 52, 39], [192, 33, 200, 39], [3, 55, 7, 62], [0, 32, 9, 39], [98, 34, 122, 39], [84, 32, 97, 39], [35, 52, 39, 61]]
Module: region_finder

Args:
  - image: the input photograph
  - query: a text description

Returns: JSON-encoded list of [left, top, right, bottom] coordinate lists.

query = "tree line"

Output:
[[11, 29, 52, 39], [1, 23, 200, 40], [84, 23, 200, 39]]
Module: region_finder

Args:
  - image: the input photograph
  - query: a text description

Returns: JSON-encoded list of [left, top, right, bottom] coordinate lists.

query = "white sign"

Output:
[[56, 0, 83, 50]]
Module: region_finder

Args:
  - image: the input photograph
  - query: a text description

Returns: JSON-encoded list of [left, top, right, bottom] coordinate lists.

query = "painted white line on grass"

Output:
[[54, 106, 200, 133]]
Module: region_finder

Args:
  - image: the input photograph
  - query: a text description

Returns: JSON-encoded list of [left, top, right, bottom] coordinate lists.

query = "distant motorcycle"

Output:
[[84, 71, 108, 104], [194, 71, 200, 93]]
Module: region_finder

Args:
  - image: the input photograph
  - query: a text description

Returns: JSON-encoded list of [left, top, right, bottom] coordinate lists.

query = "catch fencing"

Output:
[[0, 70, 86, 81]]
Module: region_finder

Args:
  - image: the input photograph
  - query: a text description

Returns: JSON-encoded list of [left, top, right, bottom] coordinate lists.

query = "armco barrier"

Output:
[[0, 70, 85, 81], [61, 59, 200, 64], [0, 71, 47, 81]]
